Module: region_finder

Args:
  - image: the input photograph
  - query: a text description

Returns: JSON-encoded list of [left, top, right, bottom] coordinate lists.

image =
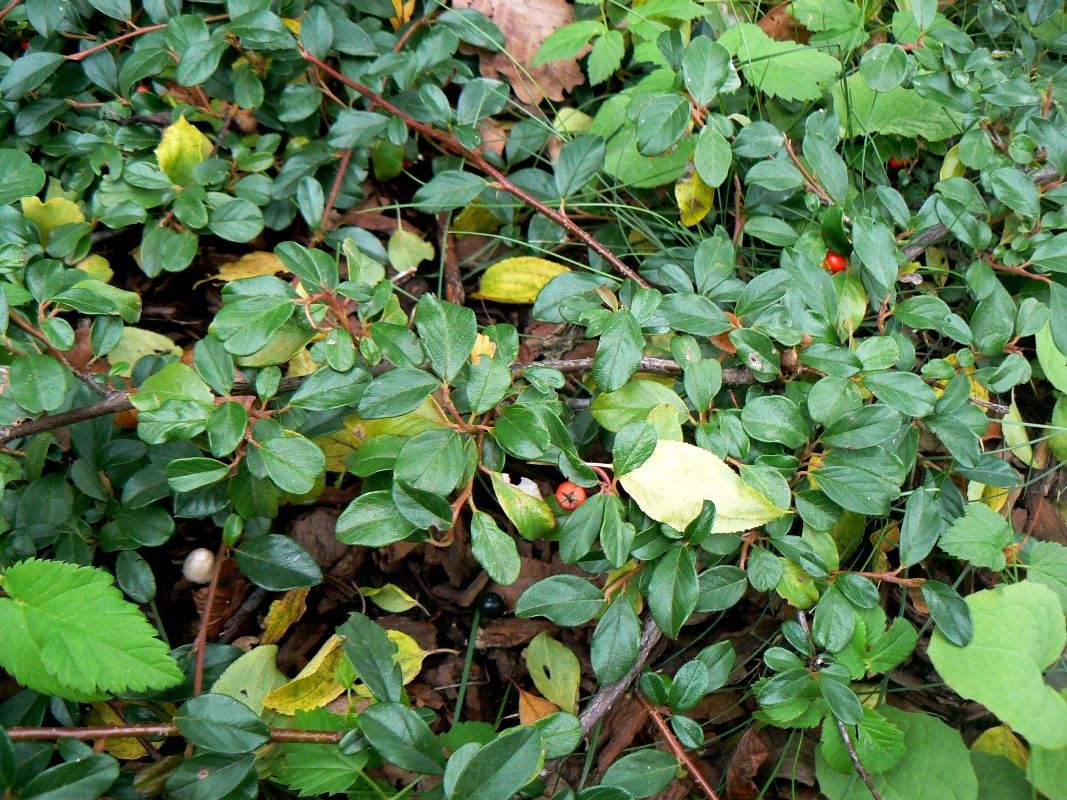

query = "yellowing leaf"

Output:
[[316, 398, 449, 472], [554, 108, 593, 134], [77, 255, 113, 283], [470, 333, 497, 364], [211, 645, 288, 714], [260, 587, 310, 645], [156, 115, 212, 186], [675, 170, 713, 227], [776, 559, 818, 609], [351, 630, 441, 697], [517, 687, 560, 725], [389, 0, 415, 27], [195, 252, 285, 287], [281, 17, 301, 33], [971, 725, 1029, 769], [453, 204, 503, 235], [360, 583, 424, 613], [526, 632, 579, 714], [940, 144, 965, 180], [387, 228, 434, 272], [262, 635, 346, 714], [107, 326, 182, 376], [619, 440, 788, 533], [1002, 399, 1035, 468], [472, 257, 570, 304], [490, 472, 556, 541], [88, 702, 147, 758], [20, 196, 86, 247]]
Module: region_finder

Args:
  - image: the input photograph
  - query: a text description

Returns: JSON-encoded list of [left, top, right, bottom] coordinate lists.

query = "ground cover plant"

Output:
[[0, 0, 1066, 798]]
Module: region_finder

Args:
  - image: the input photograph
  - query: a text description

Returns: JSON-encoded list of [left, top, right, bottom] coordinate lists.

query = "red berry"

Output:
[[20, 40, 29, 51], [887, 156, 908, 170], [555, 481, 587, 511], [824, 252, 848, 273], [136, 83, 150, 93]]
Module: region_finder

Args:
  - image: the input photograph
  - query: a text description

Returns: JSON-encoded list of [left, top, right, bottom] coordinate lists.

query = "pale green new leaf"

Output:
[[0, 559, 183, 699], [619, 440, 787, 533], [938, 503, 1013, 570], [928, 581, 1067, 750], [717, 23, 841, 102], [1023, 540, 1067, 612]]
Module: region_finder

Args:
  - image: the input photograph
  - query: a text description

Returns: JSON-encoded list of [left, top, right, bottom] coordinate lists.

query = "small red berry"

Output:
[[555, 481, 587, 511], [823, 252, 848, 273], [887, 156, 908, 170], [136, 83, 150, 93]]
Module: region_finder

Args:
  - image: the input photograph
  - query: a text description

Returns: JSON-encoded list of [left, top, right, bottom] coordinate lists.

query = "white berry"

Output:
[[182, 548, 215, 583]]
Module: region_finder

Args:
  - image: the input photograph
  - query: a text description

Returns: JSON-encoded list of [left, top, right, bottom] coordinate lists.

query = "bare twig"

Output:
[[0, 393, 134, 445], [514, 356, 754, 386], [298, 49, 649, 288], [636, 693, 721, 800], [191, 544, 228, 697], [315, 148, 353, 243], [5, 724, 344, 745], [836, 719, 884, 800], [580, 616, 662, 737], [0, 0, 22, 23]]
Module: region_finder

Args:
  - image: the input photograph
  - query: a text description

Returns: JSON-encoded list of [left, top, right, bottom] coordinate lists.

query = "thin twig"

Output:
[[514, 356, 754, 386], [0, 0, 22, 23], [64, 15, 228, 62], [636, 693, 721, 800], [8, 310, 109, 397], [298, 49, 649, 288], [209, 105, 235, 157], [784, 138, 834, 207], [836, 719, 884, 800], [0, 393, 134, 445], [314, 148, 353, 243], [4, 724, 344, 744], [191, 544, 228, 697], [580, 616, 662, 737]]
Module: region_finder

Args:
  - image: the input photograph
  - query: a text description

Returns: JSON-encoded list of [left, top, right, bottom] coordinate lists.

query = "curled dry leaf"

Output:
[[450, 0, 588, 105]]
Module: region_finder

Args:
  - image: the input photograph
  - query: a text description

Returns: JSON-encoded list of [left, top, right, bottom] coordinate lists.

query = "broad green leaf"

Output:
[[594, 310, 644, 392], [591, 380, 688, 431], [555, 134, 605, 197], [0, 559, 182, 699], [832, 74, 965, 141], [515, 575, 604, 625], [489, 472, 556, 541], [470, 511, 520, 585], [928, 581, 1067, 749], [591, 597, 641, 684], [359, 702, 444, 774], [938, 503, 1013, 570], [816, 706, 976, 799], [357, 368, 441, 419], [282, 708, 368, 796], [648, 545, 698, 638], [718, 23, 841, 102], [234, 534, 323, 591], [259, 434, 324, 495], [1023, 540, 1067, 612], [337, 612, 403, 704], [1036, 322, 1067, 393], [175, 693, 270, 754], [682, 36, 732, 105], [619, 440, 787, 533], [9, 353, 72, 413], [415, 294, 478, 383], [446, 726, 543, 800], [0, 148, 46, 205], [601, 750, 678, 798]]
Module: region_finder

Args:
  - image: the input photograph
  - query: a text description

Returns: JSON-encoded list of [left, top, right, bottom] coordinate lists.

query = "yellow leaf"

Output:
[[939, 144, 965, 180], [107, 326, 182, 376], [351, 630, 441, 697], [452, 204, 502, 235], [472, 257, 570, 304], [619, 440, 788, 533], [316, 398, 449, 472], [77, 255, 113, 283], [387, 228, 434, 272], [470, 333, 497, 365], [517, 687, 559, 725], [211, 645, 288, 713], [281, 17, 301, 33], [389, 0, 415, 27], [360, 583, 424, 613], [156, 115, 212, 186], [262, 635, 345, 714], [776, 559, 819, 609], [20, 196, 86, 247], [675, 170, 713, 227], [971, 725, 1029, 769], [553, 108, 593, 135], [87, 703, 146, 759], [260, 587, 310, 645], [645, 402, 684, 440], [1002, 398, 1036, 468], [195, 252, 285, 287]]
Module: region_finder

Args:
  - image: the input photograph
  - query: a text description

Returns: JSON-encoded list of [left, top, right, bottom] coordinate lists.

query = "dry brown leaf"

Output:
[[451, 0, 587, 105], [726, 727, 771, 800], [758, 3, 810, 43], [517, 686, 559, 724]]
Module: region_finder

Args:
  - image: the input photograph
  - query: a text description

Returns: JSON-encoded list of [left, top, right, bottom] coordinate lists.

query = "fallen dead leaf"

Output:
[[726, 726, 771, 800], [451, 0, 588, 105], [517, 686, 559, 724], [758, 3, 810, 43]]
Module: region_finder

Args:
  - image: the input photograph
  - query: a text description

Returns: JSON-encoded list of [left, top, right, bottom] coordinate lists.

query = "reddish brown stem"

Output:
[[4, 724, 344, 744], [0, 0, 22, 23], [65, 14, 228, 62], [635, 694, 721, 800], [298, 49, 648, 287], [835, 570, 924, 588], [191, 544, 228, 696], [316, 148, 352, 241], [985, 257, 1051, 284], [784, 138, 834, 207]]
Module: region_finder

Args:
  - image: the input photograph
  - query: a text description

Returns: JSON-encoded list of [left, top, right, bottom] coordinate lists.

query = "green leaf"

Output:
[[415, 294, 478, 383], [717, 23, 841, 102], [696, 565, 748, 612], [682, 36, 733, 105], [819, 707, 905, 776], [938, 503, 1013, 570], [413, 171, 486, 213], [282, 708, 367, 796], [832, 74, 965, 141], [0, 148, 46, 206], [921, 580, 973, 646], [165, 753, 256, 800], [816, 707, 975, 799], [526, 632, 580, 713], [594, 310, 644, 392], [166, 457, 230, 493], [555, 135, 605, 197], [588, 30, 625, 85], [446, 726, 543, 800], [601, 750, 678, 798], [648, 545, 698, 638], [258, 433, 324, 495], [928, 581, 1067, 749], [234, 534, 323, 591], [635, 94, 690, 156], [357, 368, 441, 419], [515, 575, 604, 625], [359, 702, 444, 774], [470, 511, 521, 585], [590, 380, 688, 431], [859, 43, 907, 91], [533, 20, 603, 65], [612, 421, 658, 476], [1023, 540, 1067, 612], [9, 353, 72, 413], [336, 491, 417, 546], [1, 52, 64, 99], [694, 128, 732, 188], [337, 612, 403, 704], [990, 168, 1040, 219], [0, 559, 182, 699], [899, 485, 945, 566], [741, 395, 808, 448], [175, 693, 270, 754], [591, 597, 641, 684], [19, 752, 120, 800]]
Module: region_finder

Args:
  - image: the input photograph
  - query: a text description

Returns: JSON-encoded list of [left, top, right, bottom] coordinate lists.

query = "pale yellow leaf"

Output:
[[553, 108, 593, 135], [20, 196, 86, 247], [1002, 398, 1035, 468], [211, 645, 287, 714], [675, 170, 713, 227], [526, 632, 579, 714], [619, 440, 788, 533], [971, 725, 1029, 769], [472, 257, 570, 304], [107, 326, 182, 376], [156, 115, 212, 186], [195, 252, 285, 287], [387, 228, 434, 272], [262, 635, 346, 714], [470, 333, 497, 365], [316, 398, 449, 472], [260, 587, 310, 645], [490, 472, 555, 541], [77, 255, 113, 283], [360, 583, 424, 613], [452, 204, 502, 235], [87, 702, 146, 758], [939, 144, 964, 180]]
